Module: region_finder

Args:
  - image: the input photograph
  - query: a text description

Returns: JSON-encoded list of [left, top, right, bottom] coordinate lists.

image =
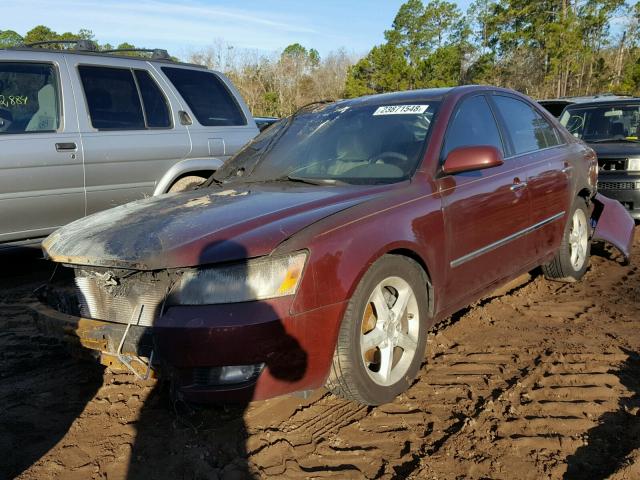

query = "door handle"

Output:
[[561, 165, 573, 174], [55, 142, 77, 152], [178, 110, 192, 126], [510, 181, 528, 192]]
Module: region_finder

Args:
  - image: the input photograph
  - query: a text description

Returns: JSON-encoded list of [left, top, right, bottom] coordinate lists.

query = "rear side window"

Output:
[[0, 62, 60, 134], [162, 67, 246, 126], [493, 96, 561, 155], [134, 70, 171, 128], [442, 95, 504, 159], [79, 66, 144, 130]]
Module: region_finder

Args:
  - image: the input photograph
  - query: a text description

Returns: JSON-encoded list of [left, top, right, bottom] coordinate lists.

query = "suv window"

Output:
[[560, 104, 640, 141], [134, 70, 171, 128], [0, 62, 60, 134], [442, 95, 503, 159], [79, 65, 145, 130], [493, 95, 560, 155], [162, 67, 246, 126]]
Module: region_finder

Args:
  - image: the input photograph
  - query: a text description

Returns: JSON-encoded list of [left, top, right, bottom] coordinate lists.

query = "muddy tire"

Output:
[[542, 198, 591, 282], [168, 175, 207, 193], [326, 255, 429, 405]]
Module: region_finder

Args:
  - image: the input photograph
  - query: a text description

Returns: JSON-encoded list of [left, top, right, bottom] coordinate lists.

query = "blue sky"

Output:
[[4, 0, 473, 59]]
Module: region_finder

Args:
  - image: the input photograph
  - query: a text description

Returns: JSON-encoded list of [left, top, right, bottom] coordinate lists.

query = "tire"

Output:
[[542, 198, 591, 282], [168, 175, 207, 193], [326, 255, 429, 405]]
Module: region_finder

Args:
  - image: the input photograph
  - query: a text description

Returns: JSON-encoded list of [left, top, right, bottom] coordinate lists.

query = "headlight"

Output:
[[171, 252, 307, 305], [628, 158, 640, 171]]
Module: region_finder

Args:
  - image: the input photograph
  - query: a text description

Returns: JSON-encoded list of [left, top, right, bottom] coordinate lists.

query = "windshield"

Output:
[[560, 103, 640, 142], [212, 101, 439, 185]]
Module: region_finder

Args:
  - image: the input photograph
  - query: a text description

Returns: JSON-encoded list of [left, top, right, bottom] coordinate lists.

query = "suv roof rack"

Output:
[[102, 48, 171, 60], [25, 39, 98, 51]]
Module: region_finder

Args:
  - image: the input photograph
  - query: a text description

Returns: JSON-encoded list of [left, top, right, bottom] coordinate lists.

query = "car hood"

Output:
[[43, 183, 385, 270], [589, 142, 640, 158]]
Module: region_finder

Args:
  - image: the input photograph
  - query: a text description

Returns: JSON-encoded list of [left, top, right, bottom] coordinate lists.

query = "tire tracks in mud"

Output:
[[6, 235, 640, 479]]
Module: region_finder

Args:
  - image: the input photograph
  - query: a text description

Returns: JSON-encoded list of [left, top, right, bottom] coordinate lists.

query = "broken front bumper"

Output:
[[30, 297, 347, 403], [591, 193, 636, 262]]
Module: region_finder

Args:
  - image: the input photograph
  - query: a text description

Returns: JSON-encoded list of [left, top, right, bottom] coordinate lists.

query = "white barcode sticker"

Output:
[[373, 105, 429, 115]]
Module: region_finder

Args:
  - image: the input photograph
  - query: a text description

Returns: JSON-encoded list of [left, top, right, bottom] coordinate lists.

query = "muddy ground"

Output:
[[1, 229, 639, 480]]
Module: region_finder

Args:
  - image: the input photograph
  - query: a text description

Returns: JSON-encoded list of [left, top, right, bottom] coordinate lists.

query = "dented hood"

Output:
[[43, 184, 383, 270]]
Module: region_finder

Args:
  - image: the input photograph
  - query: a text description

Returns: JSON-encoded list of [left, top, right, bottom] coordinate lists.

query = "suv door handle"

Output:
[[510, 181, 528, 191], [178, 110, 192, 126], [561, 165, 573, 174], [55, 142, 77, 152]]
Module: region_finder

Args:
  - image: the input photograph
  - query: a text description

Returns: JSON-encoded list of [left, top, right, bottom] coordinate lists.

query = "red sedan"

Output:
[[40, 86, 634, 405]]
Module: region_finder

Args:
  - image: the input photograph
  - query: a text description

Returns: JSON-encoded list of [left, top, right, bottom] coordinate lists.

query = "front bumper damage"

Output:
[[591, 193, 636, 262], [33, 272, 346, 402]]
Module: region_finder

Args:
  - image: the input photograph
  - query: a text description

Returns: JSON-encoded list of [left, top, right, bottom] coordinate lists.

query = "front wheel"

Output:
[[168, 175, 207, 193], [542, 198, 591, 282], [326, 255, 429, 405]]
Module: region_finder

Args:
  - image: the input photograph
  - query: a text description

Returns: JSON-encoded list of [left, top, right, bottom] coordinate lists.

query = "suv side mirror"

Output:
[[442, 145, 504, 175]]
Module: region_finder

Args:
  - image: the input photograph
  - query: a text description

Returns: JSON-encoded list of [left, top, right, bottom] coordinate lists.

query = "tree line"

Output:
[[347, 0, 640, 99], [2, 2, 639, 117]]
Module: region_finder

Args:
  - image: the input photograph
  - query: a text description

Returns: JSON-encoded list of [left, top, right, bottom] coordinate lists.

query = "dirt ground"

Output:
[[1, 229, 639, 480]]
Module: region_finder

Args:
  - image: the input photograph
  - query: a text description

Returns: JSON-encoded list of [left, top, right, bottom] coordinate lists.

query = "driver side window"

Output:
[[442, 95, 504, 160]]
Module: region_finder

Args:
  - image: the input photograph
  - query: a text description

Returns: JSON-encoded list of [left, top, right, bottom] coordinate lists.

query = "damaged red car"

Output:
[[38, 86, 635, 406]]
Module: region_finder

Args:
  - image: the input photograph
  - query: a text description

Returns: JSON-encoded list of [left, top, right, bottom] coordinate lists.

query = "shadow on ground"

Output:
[[0, 248, 104, 479]]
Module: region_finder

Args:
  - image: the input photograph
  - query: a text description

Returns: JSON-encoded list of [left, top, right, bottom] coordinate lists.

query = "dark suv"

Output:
[[560, 98, 640, 219]]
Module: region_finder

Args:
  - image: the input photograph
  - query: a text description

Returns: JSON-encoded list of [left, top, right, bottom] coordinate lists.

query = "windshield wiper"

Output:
[[588, 137, 640, 143], [284, 175, 346, 186]]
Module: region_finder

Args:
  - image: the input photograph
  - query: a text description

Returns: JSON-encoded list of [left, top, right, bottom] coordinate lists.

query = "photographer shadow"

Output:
[[127, 240, 307, 479]]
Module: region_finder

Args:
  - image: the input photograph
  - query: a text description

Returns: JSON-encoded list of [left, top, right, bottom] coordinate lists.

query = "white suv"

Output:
[[0, 42, 260, 248]]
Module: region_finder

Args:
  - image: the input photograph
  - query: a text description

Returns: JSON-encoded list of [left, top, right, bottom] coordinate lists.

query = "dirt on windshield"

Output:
[[2, 229, 639, 480]]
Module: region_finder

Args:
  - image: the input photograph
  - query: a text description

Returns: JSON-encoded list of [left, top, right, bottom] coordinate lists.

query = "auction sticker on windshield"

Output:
[[373, 105, 428, 115]]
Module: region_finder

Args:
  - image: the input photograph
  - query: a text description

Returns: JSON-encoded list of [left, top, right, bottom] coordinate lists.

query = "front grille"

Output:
[[75, 269, 172, 326], [598, 181, 636, 190], [598, 158, 627, 171]]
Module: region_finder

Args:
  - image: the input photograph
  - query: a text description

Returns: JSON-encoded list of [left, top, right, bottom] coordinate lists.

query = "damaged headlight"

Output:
[[171, 251, 308, 305]]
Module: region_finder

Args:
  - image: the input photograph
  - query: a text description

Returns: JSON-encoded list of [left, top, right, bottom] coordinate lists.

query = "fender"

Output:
[[153, 157, 225, 195]]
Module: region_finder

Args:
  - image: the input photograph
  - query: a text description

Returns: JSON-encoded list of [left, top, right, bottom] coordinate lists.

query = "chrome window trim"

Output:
[[450, 211, 566, 268]]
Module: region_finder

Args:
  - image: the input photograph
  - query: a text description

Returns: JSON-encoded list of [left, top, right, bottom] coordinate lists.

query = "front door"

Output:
[[0, 56, 84, 243], [439, 94, 532, 309]]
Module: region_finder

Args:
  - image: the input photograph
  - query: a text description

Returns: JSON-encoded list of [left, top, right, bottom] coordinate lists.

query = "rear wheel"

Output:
[[542, 198, 591, 282], [326, 255, 429, 405], [168, 175, 207, 193]]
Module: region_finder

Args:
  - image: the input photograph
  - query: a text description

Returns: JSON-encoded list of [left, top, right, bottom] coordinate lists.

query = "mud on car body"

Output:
[[36, 86, 635, 405]]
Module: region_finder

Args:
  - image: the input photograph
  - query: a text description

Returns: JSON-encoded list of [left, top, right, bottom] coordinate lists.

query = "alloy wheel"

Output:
[[360, 276, 420, 386], [569, 208, 588, 271]]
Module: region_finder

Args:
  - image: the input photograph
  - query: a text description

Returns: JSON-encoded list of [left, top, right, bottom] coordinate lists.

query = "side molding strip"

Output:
[[450, 211, 566, 268]]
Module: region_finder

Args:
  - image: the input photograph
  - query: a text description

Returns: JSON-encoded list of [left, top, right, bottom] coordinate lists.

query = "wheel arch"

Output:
[[385, 247, 435, 319], [153, 157, 224, 195]]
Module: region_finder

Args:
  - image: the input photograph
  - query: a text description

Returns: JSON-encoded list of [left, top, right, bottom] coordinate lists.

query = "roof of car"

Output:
[[540, 94, 638, 104], [0, 46, 207, 69], [563, 97, 640, 108], [342, 85, 517, 107]]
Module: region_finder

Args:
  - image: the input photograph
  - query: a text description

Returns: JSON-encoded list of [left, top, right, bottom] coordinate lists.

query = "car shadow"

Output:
[[0, 248, 104, 479], [126, 240, 307, 479], [564, 347, 640, 479]]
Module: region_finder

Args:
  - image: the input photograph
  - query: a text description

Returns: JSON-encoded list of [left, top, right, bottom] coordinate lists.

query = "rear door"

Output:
[[490, 94, 571, 261], [0, 53, 84, 243], [67, 59, 191, 215], [439, 93, 531, 309], [159, 66, 258, 160]]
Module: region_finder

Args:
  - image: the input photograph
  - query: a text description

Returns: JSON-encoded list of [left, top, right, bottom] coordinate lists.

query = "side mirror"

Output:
[[442, 145, 504, 175]]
